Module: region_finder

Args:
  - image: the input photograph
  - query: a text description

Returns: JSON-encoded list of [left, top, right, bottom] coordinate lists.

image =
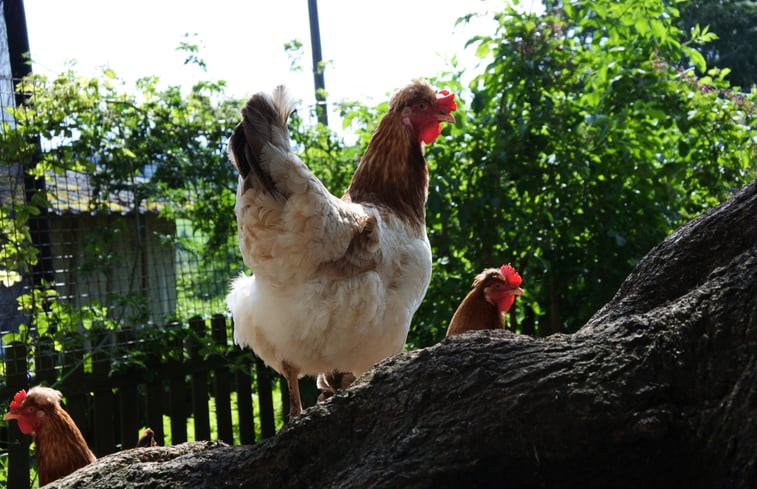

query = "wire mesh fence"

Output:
[[0, 74, 239, 381], [0, 73, 287, 487]]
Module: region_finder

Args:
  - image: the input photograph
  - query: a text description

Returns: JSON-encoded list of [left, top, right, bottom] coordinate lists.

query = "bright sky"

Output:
[[22, 0, 540, 126]]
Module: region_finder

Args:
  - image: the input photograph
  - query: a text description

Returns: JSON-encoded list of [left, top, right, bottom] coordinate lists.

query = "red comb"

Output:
[[10, 389, 27, 410], [436, 89, 457, 112], [500, 264, 522, 287]]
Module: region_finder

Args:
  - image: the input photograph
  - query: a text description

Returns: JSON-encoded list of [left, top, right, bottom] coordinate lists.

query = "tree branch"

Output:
[[50, 179, 757, 489]]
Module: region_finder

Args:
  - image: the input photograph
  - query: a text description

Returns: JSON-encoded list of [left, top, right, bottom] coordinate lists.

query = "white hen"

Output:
[[226, 80, 456, 418]]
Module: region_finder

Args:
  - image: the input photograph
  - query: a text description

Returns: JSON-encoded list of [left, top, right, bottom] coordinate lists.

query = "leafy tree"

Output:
[[1, 69, 243, 322], [676, 0, 757, 90], [410, 0, 756, 343], [1, 56, 362, 332], [3, 0, 755, 350]]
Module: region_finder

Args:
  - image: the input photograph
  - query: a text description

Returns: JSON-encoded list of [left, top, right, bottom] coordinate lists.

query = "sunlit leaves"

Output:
[[412, 0, 756, 339]]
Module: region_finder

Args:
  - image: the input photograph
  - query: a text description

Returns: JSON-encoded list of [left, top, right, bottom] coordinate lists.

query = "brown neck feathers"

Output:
[[344, 111, 428, 230], [446, 288, 503, 336]]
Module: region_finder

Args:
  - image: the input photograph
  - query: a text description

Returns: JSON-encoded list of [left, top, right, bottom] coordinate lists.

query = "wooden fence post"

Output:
[[255, 355, 276, 439], [188, 316, 211, 441], [5, 341, 30, 489], [116, 328, 140, 450], [235, 362, 255, 444], [61, 333, 91, 446], [145, 341, 165, 446], [211, 314, 233, 443], [91, 328, 116, 456], [167, 320, 187, 445]]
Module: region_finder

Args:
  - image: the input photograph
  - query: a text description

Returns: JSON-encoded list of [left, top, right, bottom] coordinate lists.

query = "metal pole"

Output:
[[3, 0, 56, 290], [307, 0, 328, 126]]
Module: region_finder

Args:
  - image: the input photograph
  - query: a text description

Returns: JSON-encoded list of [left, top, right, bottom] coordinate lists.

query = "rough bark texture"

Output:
[[51, 179, 757, 489]]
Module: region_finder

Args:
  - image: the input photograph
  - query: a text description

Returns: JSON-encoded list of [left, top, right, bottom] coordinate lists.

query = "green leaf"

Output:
[[475, 41, 491, 59], [0, 270, 22, 287], [635, 18, 650, 35], [650, 19, 667, 41], [686, 47, 707, 72]]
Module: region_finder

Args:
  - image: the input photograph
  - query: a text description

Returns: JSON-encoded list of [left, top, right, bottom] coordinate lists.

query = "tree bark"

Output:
[[50, 179, 757, 489]]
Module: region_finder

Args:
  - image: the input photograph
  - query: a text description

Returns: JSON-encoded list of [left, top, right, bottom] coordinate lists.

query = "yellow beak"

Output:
[[4, 412, 19, 421]]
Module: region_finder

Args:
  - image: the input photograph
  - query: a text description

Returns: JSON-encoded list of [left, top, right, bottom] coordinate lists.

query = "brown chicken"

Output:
[[4, 386, 96, 485], [136, 427, 158, 447], [446, 264, 524, 336]]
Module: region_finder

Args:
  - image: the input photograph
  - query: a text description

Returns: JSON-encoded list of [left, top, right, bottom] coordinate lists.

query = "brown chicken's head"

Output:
[[4, 386, 62, 435], [475, 264, 524, 313], [389, 79, 456, 144]]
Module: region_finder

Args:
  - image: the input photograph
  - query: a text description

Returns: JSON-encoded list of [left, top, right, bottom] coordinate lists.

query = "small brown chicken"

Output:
[[446, 264, 524, 336], [3, 386, 96, 485], [136, 427, 158, 447]]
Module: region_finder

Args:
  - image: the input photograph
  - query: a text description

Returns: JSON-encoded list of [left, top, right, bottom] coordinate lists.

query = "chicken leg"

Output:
[[281, 360, 302, 420]]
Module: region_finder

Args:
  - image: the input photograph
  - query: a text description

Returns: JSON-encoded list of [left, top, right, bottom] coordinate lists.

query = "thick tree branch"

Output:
[[51, 179, 757, 489]]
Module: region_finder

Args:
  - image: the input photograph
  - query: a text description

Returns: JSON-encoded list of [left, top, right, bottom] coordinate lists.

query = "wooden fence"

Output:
[[0, 314, 310, 489]]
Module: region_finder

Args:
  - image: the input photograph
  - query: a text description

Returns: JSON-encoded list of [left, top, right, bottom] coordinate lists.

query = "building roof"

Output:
[[0, 164, 163, 215], [45, 169, 163, 215]]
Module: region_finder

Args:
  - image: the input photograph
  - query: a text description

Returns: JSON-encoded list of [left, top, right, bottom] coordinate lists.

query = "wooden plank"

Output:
[[118, 381, 139, 449], [169, 374, 187, 444], [144, 338, 166, 446], [5, 341, 31, 489], [145, 379, 164, 446], [61, 334, 92, 447], [188, 316, 210, 441], [115, 328, 140, 449], [255, 355, 276, 439], [91, 329, 116, 456], [167, 320, 187, 445], [211, 314, 233, 443], [235, 365, 255, 444]]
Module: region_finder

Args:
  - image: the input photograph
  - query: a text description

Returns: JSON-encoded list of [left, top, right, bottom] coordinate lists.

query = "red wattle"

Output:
[[497, 295, 515, 313], [17, 417, 36, 435], [419, 123, 442, 144]]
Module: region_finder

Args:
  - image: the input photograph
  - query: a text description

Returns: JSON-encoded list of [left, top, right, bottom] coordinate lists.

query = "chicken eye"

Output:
[[416, 102, 428, 111]]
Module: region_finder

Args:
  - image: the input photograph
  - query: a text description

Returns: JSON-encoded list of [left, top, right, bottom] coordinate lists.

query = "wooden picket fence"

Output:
[[0, 314, 305, 489]]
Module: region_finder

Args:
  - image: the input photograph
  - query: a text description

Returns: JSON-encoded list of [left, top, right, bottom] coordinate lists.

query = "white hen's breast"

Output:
[[227, 210, 431, 376]]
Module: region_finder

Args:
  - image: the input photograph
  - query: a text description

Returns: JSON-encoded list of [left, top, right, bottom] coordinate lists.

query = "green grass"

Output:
[[1, 446, 40, 489], [161, 388, 285, 445]]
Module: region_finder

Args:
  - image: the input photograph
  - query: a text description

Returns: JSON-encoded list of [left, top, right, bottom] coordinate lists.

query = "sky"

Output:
[[21, 0, 540, 127]]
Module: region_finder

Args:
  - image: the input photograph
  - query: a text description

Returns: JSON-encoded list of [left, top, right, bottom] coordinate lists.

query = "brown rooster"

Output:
[[4, 386, 96, 485], [226, 80, 456, 419], [446, 264, 524, 336]]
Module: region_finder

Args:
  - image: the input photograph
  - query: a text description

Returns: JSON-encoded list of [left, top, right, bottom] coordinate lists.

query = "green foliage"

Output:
[[0, 453, 38, 489], [2, 67, 245, 334], [410, 0, 756, 342], [676, 0, 757, 89], [2, 0, 755, 349], [11, 69, 242, 264]]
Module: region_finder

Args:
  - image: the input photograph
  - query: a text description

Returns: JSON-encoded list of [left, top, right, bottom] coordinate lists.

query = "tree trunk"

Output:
[[50, 179, 757, 489]]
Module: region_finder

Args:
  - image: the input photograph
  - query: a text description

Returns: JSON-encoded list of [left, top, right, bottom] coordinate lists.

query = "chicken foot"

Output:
[[316, 371, 356, 402]]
